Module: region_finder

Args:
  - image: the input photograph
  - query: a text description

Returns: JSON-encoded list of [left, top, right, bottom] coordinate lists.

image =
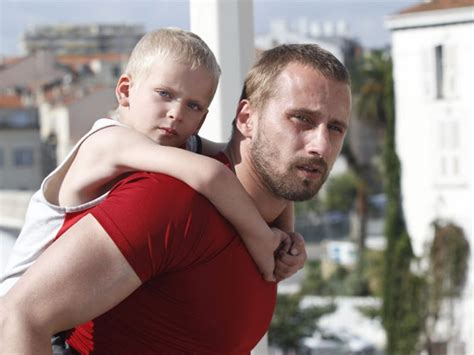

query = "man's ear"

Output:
[[115, 74, 131, 107], [235, 99, 255, 138]]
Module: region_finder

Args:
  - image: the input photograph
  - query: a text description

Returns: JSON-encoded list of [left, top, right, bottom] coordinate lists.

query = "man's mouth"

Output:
[[295, 163, 326, 179]]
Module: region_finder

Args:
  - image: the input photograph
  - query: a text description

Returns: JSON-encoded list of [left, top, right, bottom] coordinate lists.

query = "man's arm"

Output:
[[0, 214, 141, 354]]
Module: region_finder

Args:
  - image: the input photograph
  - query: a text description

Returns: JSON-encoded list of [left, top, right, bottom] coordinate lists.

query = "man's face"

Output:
[[249, 62, 351, 201], [121, 56, 216, 147]]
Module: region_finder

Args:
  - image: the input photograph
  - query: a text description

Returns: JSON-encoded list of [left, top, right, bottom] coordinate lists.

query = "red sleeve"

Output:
[[88, 172, 213, 283]]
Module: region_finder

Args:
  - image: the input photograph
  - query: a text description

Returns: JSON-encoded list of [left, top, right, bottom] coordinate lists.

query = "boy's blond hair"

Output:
[[125, 27, 221, 87]]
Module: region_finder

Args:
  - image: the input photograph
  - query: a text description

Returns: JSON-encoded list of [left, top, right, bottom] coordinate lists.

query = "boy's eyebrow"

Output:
[[155, 84, 210, 108]]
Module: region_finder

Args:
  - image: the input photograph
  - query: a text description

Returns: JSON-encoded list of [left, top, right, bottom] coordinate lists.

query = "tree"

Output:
[[344, 50, 391, 295], [268, 293, 335, 353], [423, 222, 470, 354], [321, 171, 358, 213], [380, 52, 424, 355]]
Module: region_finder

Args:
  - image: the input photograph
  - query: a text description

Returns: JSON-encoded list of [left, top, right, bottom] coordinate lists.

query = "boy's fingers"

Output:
[[274, 265, 292, 280], [288, 232, 305, 256], [278, 253, 304, 268], [263, 273, 276, 282]]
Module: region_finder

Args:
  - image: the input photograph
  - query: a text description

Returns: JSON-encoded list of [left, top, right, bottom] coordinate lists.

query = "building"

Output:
[[22, 24, 144, 55], [386, 1, 474, 354], [255, 18, 360, 67], [0, 94, 43, 190], [39, 85, 117, 164]]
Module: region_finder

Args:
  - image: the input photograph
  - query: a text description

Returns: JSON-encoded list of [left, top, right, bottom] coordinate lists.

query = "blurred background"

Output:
[[0, 0, 472, 354]]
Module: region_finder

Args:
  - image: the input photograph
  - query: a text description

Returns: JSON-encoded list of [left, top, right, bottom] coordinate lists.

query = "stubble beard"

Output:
[[250, 129, 329, 202]]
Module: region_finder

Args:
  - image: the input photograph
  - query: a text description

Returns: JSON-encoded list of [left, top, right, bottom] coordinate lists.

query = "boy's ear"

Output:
[[235, 100, 254, 138], [116, 74, 131, 107]]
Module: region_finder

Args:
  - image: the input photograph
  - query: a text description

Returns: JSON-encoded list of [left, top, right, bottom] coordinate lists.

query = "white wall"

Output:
[[190, 0, 255, 143], [389, 10, 473, 355], [391, 22, 473, 257]]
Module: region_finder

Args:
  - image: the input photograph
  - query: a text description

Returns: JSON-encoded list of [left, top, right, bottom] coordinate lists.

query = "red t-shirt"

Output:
[[57, 155, 276, 354]]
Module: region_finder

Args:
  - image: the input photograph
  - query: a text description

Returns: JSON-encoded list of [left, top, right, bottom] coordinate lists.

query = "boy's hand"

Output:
[[260, 228, 291, 282], [274, 232, 306, 282]]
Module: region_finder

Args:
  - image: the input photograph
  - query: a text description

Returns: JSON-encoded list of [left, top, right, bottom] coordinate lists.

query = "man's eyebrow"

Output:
[[330, 118, 348, 131]]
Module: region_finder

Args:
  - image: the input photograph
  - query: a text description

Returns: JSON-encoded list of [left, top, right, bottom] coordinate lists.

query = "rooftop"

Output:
[[0, 94, 23, 108], [398, 0, 474, 15]]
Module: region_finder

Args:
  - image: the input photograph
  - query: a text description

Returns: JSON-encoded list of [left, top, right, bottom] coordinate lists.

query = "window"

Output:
[[435, 119, 463, 184], [435, 45, 444, 99], [0, 148, 4, 167], [13, 147, 34, 167]]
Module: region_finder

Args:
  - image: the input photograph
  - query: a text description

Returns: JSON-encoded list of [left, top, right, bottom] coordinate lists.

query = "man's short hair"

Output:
[[125, 27, 221, 87], [240, 44, 350, 111]]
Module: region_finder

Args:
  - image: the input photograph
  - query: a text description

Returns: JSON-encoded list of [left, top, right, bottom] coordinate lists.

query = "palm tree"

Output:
[[343, 49, 392, 295]]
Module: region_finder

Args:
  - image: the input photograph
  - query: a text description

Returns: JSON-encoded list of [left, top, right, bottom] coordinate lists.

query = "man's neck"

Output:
[[223, 140, 287, 224]]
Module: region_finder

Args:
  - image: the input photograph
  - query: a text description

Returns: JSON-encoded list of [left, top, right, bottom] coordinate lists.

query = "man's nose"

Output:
[[306, 125, 332, 159]]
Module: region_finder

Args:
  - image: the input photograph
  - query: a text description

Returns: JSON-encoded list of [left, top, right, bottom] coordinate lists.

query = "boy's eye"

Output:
[[157, 90, 171, 98], [188, 102, 202, 112]]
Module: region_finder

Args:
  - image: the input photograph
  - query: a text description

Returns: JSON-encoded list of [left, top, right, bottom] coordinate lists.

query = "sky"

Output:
[[0, 0, 417, 56]]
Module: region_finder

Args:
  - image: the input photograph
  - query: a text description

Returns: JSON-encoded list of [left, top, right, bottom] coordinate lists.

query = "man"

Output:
[[0, 43, 351, 353]]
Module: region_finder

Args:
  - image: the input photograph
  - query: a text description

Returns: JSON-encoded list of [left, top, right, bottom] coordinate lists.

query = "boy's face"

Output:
[[117, 56, 216, 147]]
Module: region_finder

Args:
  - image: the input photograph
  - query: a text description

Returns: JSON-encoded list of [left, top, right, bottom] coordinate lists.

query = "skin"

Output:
[[0, 62, 349, 353], [229, 62, 352, 222], [116, 56, 216, 147]]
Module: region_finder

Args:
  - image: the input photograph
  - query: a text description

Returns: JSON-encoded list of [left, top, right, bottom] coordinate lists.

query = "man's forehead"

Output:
[[276, 63, 350, 95], [271, 62, 351, 119]]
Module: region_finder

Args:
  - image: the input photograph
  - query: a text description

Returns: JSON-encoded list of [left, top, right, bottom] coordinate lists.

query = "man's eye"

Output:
[[294, 114, 311, 123], [329, 124, 344, 133]]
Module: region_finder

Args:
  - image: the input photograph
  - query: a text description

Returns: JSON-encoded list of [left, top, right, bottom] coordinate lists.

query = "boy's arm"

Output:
[[70, 127, 282, 281], [272, 202, 295, 232], [274, 232, 307, 282], [271, 203, 307, 282]]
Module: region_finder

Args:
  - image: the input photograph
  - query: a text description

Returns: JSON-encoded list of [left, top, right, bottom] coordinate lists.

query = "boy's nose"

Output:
[[167, 101, 185, 121]]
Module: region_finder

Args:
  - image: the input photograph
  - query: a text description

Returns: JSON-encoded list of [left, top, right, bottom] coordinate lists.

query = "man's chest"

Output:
[[130, 238, 277, 351]]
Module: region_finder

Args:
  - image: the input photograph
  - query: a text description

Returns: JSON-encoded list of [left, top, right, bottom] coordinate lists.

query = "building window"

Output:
[[13, 147, 34, 167], [436, 119, 463, 184], [435, 45, 444, 99], [0, 148, 4, 167]]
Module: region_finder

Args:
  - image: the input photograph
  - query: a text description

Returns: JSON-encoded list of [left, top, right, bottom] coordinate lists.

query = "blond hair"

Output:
[[125, 27, 221, 86]]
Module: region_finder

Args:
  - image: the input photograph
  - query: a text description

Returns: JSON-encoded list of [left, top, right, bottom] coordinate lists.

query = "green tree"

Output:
[[423, 222, 470, 354], [380, 52, 424, 355], [344, 50, 391, 295], [321, 172, 358, 212], [268, 293, 335, 353]]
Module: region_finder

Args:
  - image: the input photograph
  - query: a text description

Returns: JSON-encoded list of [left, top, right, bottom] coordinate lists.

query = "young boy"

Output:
[[0, 28, 302, 297]]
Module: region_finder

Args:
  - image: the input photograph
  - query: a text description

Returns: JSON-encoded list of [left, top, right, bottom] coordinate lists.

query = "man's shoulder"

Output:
[[114, 171, 193, 190], [111, 171, 212, 210]]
